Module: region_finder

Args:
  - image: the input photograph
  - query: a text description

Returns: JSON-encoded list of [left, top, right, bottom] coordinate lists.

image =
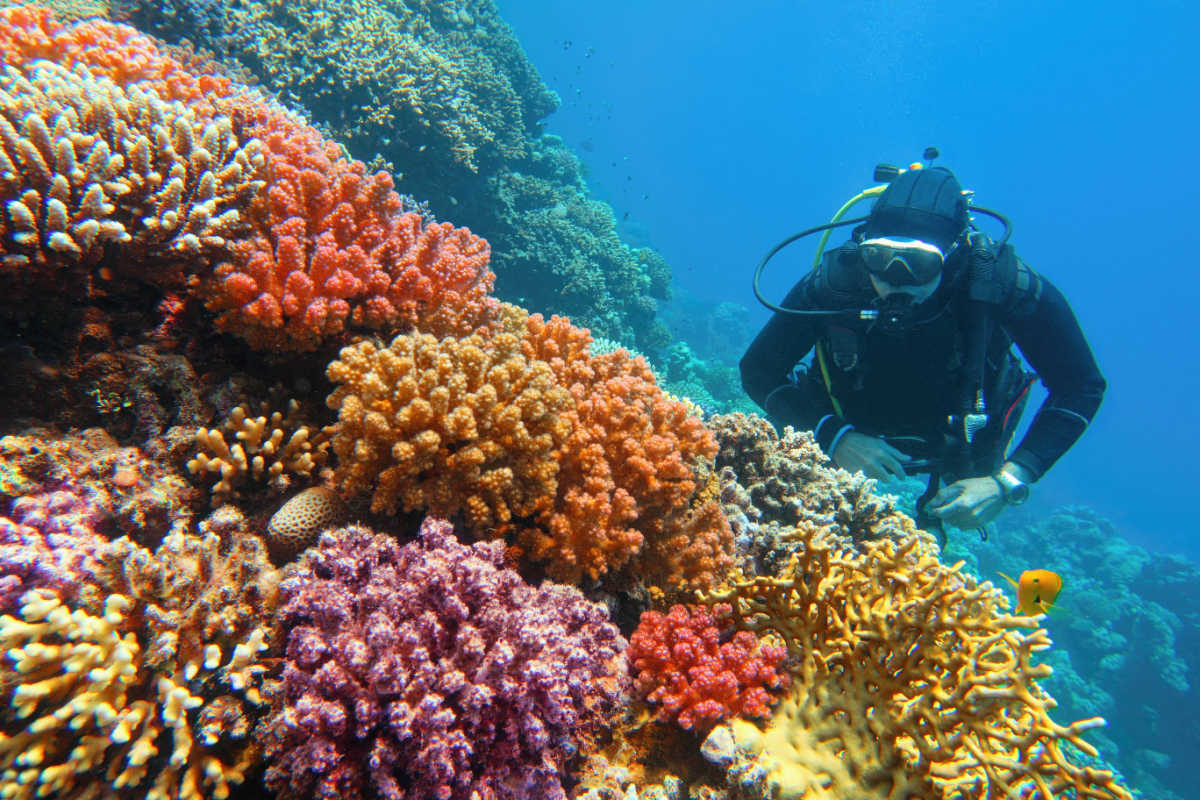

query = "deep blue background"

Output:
[[496, 0, 1199, 560]]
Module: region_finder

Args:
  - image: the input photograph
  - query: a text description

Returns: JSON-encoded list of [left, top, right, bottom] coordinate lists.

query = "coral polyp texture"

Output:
[[629, 603, 787, 732], [265, 486, 348, 561], [0, 58, 264, 286], [264, 517, 630, 800], [0, 523, 281, 800], [326, 330, 571, 528], [698, 520, 1132, 800], [206, 123, 499, 350]]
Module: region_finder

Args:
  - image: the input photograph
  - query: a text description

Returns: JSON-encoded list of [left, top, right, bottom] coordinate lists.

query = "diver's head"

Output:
[[859, 166, 969, 299]]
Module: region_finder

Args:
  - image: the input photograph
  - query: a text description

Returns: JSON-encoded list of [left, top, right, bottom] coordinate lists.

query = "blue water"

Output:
[[497, 0, 1200, 562]]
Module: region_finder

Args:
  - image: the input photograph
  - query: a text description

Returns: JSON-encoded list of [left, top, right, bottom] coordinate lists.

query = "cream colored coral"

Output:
[[0, 59, 264, 270], [699, 523, 1132, 800], [187, 399, 330, 495], [326, 330, 572, 528], [0, 590, 142, 797], [0, 529, 280, 799]]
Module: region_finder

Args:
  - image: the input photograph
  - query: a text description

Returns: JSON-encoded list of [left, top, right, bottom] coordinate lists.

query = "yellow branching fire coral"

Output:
[[326, 330, 572, 529], [698, 522, 1132, 800], [0, 527, 280, 800], [0, 59, 264, 280], [187, 399, 330, 496]]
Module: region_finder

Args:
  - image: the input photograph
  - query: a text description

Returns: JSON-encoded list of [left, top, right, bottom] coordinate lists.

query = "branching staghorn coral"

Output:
[[697, 520, 1133, 800], [187, 399, 330, 497], [0, 522, 281, 799]]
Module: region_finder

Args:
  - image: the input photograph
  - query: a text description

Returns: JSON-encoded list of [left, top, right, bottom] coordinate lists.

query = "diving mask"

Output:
[[859, 236, 946, 286]]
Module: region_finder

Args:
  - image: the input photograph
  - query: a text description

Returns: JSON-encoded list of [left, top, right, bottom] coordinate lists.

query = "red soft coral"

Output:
[[629, 604, 787, 731], [207, 125, 497, 350]]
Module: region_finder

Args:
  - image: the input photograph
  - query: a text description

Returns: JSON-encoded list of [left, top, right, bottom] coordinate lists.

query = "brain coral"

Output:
[[264, 517, 630, 800], [325, 330, 572, 530]]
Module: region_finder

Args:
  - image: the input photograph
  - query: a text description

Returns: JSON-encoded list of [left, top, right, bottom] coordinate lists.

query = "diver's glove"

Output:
[[926, 476, 1007, 529], [831, 431, 911, 482]]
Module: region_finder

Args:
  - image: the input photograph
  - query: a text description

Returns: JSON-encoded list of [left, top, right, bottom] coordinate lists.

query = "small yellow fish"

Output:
[[998, 569, 1063, 616]]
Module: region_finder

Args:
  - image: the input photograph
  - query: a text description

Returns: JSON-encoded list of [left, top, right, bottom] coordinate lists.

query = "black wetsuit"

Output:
[[740, 242, 1106, 482]]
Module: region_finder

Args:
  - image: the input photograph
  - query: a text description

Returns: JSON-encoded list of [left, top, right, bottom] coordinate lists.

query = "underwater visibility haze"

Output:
[[0, 0, 1195, 798]]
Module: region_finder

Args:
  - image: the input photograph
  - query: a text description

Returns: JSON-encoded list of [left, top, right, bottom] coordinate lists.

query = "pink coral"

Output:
[[0, 491, 108, 613], [629, 603, 787, 731], [264, 517, 629, 800]]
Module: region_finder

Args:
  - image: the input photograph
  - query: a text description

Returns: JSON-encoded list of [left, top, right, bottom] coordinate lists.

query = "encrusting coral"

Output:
[[697, 519, 1133, 800], [0, 517, 281, 800], [187, 399, 330, 497], [325, 329, 571, 529], [263, 517, 630, 800], [0, 427, 195, 546]]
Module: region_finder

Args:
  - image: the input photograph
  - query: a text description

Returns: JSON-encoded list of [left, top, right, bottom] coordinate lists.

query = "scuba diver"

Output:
[[740, 152, 1106, 541]]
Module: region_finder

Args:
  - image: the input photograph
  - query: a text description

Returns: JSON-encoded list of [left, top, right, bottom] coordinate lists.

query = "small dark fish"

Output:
[[580, 140, 594, 152]]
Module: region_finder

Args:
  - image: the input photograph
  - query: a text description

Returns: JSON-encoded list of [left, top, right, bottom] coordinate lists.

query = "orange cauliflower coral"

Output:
[[698, 521, 1133, 800], [517, 313, 720, 583], [325, 331, 571, 529]]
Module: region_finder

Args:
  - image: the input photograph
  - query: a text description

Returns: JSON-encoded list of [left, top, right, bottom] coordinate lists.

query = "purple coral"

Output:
[[264, 517, 630, 800], [0, 491, 108, 613]]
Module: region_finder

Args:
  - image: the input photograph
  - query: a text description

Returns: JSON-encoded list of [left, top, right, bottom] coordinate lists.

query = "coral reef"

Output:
[[0, 519, 280, 799], [325, 330, 571, 528], [117, 0, 676, 352], [264, 517, 629, 800], [0, 8, 1147, 800], [629, 604, 787, 732], [697, 520, 1131, 800], [187, 400, 330, 497], [947, 506, 1200, 800]]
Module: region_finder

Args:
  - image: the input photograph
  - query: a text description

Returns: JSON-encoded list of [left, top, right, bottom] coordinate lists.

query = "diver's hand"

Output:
[[831, 432, 910, 481], [927, 477, 1006, 529]]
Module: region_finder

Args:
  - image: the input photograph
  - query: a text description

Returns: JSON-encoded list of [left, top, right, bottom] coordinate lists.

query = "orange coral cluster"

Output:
[[516, 313, 725, 585], [0, 6, 499, 351], [322, 311, 728, 587], [207, 125, 498, 350], [325, 331, 572, 529]]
